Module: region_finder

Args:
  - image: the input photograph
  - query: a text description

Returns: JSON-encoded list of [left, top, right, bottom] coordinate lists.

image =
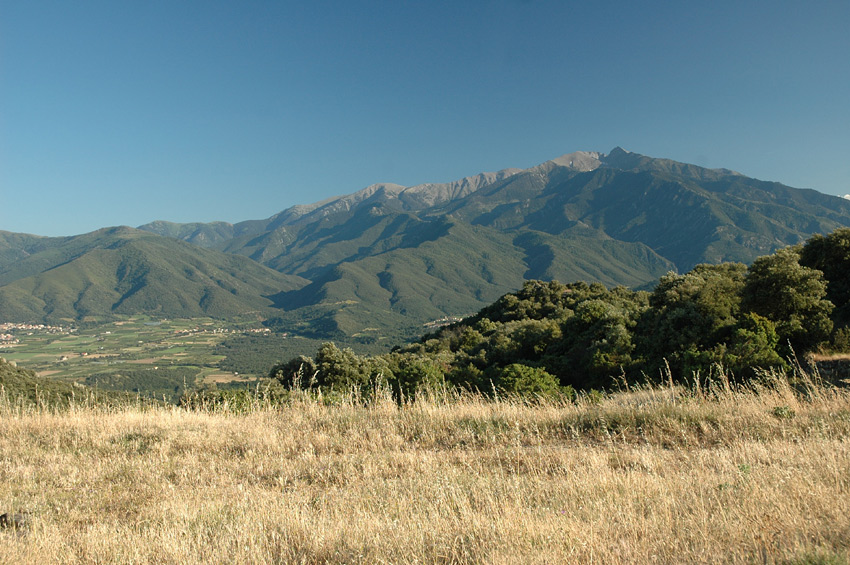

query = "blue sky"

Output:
[[2, 0, 849, 237]]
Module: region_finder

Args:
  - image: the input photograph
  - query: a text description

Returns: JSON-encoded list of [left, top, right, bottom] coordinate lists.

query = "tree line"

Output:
[[265, 228, 850, 399]]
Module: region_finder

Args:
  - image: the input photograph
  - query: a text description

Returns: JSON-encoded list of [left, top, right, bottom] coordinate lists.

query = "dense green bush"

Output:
[[270, 355, 318, 388], [493, 363, 562, 398], [799, 228, 850, 328], [742, 247, 833, 354]]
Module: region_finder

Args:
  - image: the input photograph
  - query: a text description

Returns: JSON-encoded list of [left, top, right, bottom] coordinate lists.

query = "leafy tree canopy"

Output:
[[742, 247, 832, 354]]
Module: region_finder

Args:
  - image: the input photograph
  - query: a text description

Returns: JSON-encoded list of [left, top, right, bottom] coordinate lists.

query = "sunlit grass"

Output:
[[1, 374, 849, 563]]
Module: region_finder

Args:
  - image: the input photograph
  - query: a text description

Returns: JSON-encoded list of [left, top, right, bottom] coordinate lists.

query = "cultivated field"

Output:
[[0, 318, 241, 384], [1, 375, 849, 564], [0, 318, 386, 400]]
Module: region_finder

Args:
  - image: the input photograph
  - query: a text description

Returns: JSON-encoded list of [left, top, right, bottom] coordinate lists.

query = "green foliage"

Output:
[[723, 313, 785, 372], [385, 353, 446, 399], [800, 227, 850, 327], [313, 342, 391, 391], [474, 280, 580, 324], [636, 263, 747, 375], [829, 327, 850, 353], [493, 363, 561, 398], [741, 247, 833, 354], [269, 355, 318, 388], [551, 288, 646, 388]]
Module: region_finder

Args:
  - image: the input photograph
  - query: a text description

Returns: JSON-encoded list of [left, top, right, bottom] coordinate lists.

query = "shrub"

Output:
[[269, 355, 318, 388], [494, 363, 561, 398], [388, 354, 445, 399]]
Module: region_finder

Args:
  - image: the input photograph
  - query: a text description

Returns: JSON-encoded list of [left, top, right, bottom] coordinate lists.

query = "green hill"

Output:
[[0, 357, 74, 405], [258, 216, 674, 339], [0, 357, 88, 406], [0, 227, 307, 323]]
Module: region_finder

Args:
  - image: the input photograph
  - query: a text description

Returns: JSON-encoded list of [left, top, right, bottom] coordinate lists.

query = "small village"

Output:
[[0, 322, 75, 343], [0, 321, 272, 344]]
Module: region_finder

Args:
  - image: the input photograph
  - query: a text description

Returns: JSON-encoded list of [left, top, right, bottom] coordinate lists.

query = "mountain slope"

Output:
[[251, 213, 674, 338], [21, 147, 848, 338], [0, 227, 307, 323], [0, 231, 66, 274], [162, 148, 846, 337], [427, 149, 850, 270], [146, 148, 850, 273]]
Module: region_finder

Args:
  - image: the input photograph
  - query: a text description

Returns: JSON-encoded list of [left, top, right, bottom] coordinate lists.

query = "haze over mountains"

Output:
[[3, 148, 850, 339]]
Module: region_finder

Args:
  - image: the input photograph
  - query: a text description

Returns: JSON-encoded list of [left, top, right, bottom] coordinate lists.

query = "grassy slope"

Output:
[[0, 357, 79, 405], [0, 376, 848, 563]]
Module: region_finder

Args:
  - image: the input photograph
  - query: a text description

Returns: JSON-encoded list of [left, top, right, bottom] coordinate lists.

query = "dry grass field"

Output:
[[1, 374, 849, 564]]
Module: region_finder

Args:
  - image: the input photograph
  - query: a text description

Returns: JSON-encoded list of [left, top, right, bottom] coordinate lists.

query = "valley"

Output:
[[0, 317, 384, 401]]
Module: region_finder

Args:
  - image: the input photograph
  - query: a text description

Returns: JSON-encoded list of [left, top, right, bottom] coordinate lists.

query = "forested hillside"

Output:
[[0, 357, 135, 407], [267, 228, 850, 396]]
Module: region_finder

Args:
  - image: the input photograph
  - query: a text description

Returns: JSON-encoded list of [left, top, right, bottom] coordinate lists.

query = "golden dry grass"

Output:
[[1, 379, 849, 564]]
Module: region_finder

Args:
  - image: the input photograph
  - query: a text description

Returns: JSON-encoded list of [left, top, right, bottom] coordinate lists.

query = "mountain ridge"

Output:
[[137, 147, 762, 249], [4, 148, 850, 338], [133, 147, 850, 337]]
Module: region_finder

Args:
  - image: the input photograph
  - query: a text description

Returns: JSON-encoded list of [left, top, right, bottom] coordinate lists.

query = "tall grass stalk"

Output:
[[1, 369, 849, 563]]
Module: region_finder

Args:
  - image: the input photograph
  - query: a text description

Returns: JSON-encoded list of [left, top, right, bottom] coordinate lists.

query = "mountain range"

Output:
[[3, 147, 850, 339]]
